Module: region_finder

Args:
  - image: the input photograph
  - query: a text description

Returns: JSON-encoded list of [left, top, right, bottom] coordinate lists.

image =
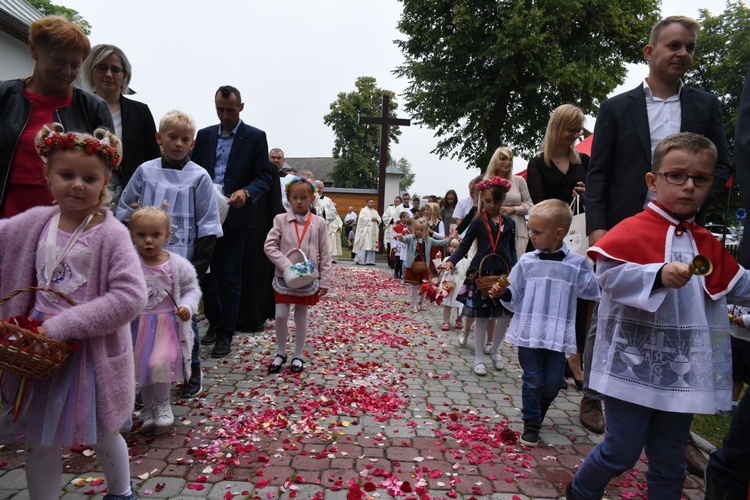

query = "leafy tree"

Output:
[[28, 0, 92, 35], [684, 2, 750, 225], [394, 0, 659, 170], [324, 77, 403, 189], [685, 2, 750, 156], [394, 157, 415, 193]]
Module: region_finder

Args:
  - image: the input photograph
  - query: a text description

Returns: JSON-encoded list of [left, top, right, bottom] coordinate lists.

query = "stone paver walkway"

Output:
[[0, 262, 707, 499]]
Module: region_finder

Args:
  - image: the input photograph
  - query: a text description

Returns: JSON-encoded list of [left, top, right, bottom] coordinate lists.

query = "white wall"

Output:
[[0, 29, 34, 81], [384, 174, 401, 208]]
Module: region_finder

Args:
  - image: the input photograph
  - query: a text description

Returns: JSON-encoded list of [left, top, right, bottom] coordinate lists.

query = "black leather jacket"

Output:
[[0, 79, 114, 209]]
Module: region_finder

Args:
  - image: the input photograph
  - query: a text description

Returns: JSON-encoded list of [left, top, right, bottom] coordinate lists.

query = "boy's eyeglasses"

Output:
[[94, 64, 124, 75], [652, 171, 714, 187]]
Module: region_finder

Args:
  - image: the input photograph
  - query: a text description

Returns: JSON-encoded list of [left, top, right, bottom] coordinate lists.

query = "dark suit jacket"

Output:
[[586, 83, 732, 233], [736, 69, 750, 267], [191, 121, 275, 229], [118, 95, 160, 188]]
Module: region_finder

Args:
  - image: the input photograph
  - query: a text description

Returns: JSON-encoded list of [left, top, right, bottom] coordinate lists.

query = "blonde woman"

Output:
[[526, 104, 588, 205], [485, 146, 533, 258]]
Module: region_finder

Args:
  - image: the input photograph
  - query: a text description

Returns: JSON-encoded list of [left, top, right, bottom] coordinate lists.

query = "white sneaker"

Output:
[[473, 363, 487, 376], [154, 399, 174, 433], [483, 343, 491, 355], [491, 353, 503, 371], [140, 404, 156, 434], [458, 331, 468, 347]]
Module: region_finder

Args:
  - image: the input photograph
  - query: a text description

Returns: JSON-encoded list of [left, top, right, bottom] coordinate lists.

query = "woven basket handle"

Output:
[[0, 286, 76, 308], [477, 253, 510, 276], [285, 247, 309, 261]]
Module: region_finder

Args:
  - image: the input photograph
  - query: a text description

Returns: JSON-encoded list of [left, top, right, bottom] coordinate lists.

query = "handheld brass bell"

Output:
[[688, 254, 713, 276]]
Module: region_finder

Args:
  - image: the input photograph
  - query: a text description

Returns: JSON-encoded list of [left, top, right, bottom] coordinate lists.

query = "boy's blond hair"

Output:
[[529, 199, 573, 233], [652, 132, 717, 172], [159, 110, 196, 137]]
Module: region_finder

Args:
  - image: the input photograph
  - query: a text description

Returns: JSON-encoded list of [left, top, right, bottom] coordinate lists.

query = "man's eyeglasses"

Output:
[[652, 171, 715, 188], [94, 64, 124, 75]]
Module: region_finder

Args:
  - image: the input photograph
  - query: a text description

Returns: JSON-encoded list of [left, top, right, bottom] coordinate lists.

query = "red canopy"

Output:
[[575, 134, 593, 155], [515, 135, 593, 180]]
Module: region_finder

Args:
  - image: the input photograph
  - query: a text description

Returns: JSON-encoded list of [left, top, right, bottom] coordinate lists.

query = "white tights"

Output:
[[473, 315, 510, 365], [442, 306, 455, 323], [141, 381, 171, 406], [410, 285, 423, 307], [26, 432, 131, 499], [274, 303, 308, 359]]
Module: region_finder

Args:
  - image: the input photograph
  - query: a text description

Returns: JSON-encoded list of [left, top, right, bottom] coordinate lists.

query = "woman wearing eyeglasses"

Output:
[[526, 104, 589, 206], [525, 103, 592, 390], [0, 16, 114, 219], [82, 44, 160, 189]]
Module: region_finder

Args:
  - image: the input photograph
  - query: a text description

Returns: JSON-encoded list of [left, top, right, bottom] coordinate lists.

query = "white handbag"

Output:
[[564, 197, 588, 256], [282, 247, 316, 288]]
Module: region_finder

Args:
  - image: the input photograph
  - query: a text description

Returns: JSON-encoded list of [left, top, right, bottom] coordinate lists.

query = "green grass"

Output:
[[692, 413, 733, 448], [692, 385, 745, 448]]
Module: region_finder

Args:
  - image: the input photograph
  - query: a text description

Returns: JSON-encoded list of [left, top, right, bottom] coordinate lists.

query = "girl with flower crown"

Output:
[[442, 176, 517, 376], [0, 123, 146, 499], [263, 177, 332, 375]]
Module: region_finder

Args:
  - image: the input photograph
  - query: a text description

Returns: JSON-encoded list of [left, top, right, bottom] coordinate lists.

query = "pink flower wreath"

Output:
[[476, 176, 511, 192]]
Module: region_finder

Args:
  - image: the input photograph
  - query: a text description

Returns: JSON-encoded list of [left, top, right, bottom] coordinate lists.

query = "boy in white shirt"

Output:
[[493, 199, 599, 446], [568, 133, 750, 499]]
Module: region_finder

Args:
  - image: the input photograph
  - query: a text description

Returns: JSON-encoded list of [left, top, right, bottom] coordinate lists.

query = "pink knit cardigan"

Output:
[[0, 206, 147, 433]]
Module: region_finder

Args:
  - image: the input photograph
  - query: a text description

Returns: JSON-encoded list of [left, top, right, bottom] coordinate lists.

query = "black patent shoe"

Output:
[[268, 354, 287, 374]]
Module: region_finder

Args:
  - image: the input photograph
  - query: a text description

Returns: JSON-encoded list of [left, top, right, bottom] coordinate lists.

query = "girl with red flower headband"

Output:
[[0, 122, 143, 499], [442, 176, 517, 376]]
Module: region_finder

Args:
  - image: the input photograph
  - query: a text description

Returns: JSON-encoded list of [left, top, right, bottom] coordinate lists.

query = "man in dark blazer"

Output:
[[582, 16, 731, 475], [191, 85, 275, 358], [586, 18, 731, 241], [705, 66, 750, 500]]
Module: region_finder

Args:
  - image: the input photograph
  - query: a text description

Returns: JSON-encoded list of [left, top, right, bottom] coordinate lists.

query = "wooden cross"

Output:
[[359, 94, 411, 213]]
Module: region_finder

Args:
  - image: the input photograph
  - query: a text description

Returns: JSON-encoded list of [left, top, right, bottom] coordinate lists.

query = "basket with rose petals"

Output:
[[0, 287, 77, 381]]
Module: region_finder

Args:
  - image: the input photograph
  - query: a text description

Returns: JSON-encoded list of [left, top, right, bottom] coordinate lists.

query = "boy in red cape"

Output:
[[568, 133, 750, 499]]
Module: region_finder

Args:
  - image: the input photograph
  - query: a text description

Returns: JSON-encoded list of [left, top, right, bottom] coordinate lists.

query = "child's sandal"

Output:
[[268, 354, 287, 374], [290, 357, 305, 373]]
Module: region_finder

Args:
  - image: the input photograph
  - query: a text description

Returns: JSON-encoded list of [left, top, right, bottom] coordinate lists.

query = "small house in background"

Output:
[[285, 157, 405, 215], [0, 0, 41, 81]]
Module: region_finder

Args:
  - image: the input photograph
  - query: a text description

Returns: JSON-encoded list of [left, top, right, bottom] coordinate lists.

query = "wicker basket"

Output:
[[410, 258, 428, 274], [282, 248, 316, 289], [0, 287, 76, 382], [475, 254, 511, 295]]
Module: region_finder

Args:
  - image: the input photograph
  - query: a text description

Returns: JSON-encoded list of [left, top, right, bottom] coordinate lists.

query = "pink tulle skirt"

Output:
[[0, 311, 98, 447], [132, 312, 184, 386]]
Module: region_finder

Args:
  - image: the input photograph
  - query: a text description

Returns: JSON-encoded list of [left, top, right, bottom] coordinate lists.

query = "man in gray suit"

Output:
[[582, 15, 731, 475]]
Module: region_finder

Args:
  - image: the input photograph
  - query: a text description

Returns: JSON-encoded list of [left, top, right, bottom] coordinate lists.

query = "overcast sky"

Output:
[[62, 0, 727, 198]]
